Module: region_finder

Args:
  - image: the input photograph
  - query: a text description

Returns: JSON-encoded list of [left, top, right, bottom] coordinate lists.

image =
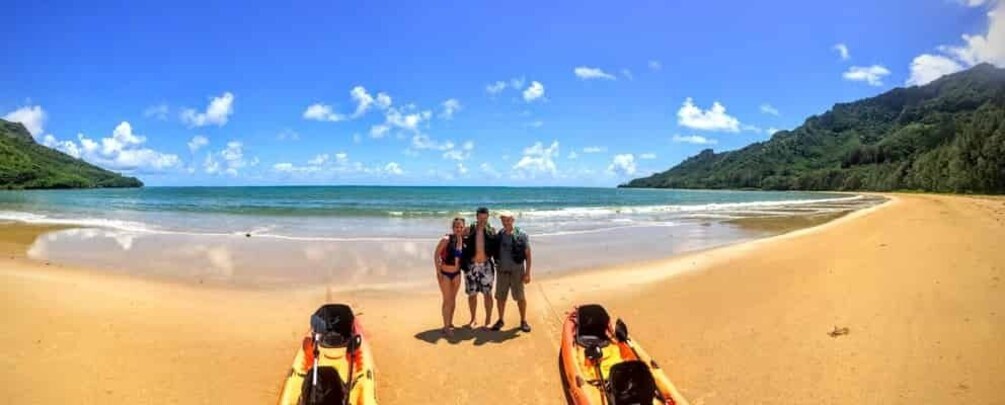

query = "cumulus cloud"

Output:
[[833, 43, 851, 60], [582, 146, 607, 153], [443, 141, 474, 161], [44, 121, 181, 172], [567, 151, 579, 160], [513, 140, 560, 177], [842, 65, 891, 86], [384, 162, 404, 175], [607, 154, 637, 176], [677, 98, 740, 132], [907, 2, 1004, 85], [3, 105, 46, 137], [143, 104, 169, 120], [760, 103, 780, 116], [480, 162, 501, 178], [440, 98, 462, 119], [303, 103, 345, 122], [187, 135, 209, 153], [574, 66, 616, 80], [180, 92, 234, 127], [523, 81, 545, 102], [672, 135, 718, 145], [486, 81, 508, 95]]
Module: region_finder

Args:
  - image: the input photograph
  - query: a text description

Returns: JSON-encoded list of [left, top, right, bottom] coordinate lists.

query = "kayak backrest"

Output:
[[608, 360, 657, 405], [300, 366, 346, 405], [311, 304, 355, 348], [576, 304, 611, 347]]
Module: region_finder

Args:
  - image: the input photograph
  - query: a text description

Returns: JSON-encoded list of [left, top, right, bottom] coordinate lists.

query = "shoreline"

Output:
[[2, 193, 1003, 403]]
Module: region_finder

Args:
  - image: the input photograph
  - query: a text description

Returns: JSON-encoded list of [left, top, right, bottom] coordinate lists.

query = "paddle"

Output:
[[343, 334, 362, 405], [586, 344, 613, 405]]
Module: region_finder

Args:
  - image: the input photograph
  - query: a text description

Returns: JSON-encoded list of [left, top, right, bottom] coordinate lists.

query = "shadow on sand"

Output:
[[414, 325, 523, 346]]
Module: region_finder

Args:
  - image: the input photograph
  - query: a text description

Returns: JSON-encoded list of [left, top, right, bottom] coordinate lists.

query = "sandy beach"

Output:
[[2, 193, 1004, 404]]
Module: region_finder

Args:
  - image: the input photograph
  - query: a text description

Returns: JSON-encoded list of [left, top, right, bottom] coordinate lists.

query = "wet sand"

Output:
[[2, 194, 1003, 404]]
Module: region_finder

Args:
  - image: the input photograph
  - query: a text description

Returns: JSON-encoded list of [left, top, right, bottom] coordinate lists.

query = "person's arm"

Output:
[[433, 237, 447, 277], [523, 235, 533, 283]]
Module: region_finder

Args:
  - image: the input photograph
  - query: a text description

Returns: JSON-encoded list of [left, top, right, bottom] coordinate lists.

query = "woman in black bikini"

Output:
[[434, 217, 467, 336]]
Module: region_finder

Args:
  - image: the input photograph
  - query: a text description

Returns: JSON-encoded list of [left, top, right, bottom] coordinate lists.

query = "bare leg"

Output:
[[447, 277, 461, 327], [517, 299, 527, 324], [483, 294, 494, 326], [437, 275, 451, 332], [497, 296, 507, 325], [467, 294, 478, 327]]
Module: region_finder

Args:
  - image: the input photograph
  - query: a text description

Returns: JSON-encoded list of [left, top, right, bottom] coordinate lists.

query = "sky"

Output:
[[2, 0, 1003, 187]]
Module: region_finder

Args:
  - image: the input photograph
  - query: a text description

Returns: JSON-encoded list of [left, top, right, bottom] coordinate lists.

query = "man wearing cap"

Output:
[[464, 207, 498, 328], [491, 211, 532, 333]]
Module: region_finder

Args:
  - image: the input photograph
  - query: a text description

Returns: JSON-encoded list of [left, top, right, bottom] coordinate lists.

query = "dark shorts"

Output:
[[464, 261, 494, 296], [495, 267, 525, 301]]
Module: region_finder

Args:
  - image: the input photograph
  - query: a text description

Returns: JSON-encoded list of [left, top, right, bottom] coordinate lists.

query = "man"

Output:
[[464, 207, 498, 328], [491, 211, 532, 333]]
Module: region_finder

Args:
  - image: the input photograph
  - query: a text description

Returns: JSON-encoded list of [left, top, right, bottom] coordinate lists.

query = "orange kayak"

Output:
[[559, 304, 688, 405], [278, 304, 378, 405]]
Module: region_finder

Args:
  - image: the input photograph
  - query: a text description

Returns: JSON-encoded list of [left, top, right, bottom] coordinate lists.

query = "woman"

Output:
[[433, 217, 467, 336]]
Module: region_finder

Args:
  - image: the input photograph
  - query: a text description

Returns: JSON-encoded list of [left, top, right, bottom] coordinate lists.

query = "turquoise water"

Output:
[[0, 186, 873, 288], [0, 186, 848, 237]]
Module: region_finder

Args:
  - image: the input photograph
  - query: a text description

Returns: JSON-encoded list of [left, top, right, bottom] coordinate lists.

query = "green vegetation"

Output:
[[0, 119, 142, 189], [623, 64, 1005, 194]]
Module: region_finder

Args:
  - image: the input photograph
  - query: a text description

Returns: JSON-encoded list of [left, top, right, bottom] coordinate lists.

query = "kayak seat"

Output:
[[608, 360, 658, 405], [300, 366, 346, 405], [311, 304, 355, 348], [576, 304, 611, 348]]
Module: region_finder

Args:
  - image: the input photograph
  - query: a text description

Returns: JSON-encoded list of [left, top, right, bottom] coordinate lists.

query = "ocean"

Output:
[[0, 186, 877, 288]]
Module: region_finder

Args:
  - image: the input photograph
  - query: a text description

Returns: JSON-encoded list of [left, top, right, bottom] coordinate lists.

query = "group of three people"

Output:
[[434, 207, 533, 336]]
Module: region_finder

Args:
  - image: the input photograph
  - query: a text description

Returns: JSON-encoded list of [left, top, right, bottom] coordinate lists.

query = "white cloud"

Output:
[[959, 0, 991, 7], [411, 134, 454, 151], [143, 104, 169, 120], [833, 43, 851, 60], [767, 127, 781, 135], [308, 153, 329, 166], [523, 81, 545, 102], [180, 92, 234, 127], [672, 134, 718, 145], [486, 81, 507, 94], [480, 162, 501, 178], [276, 128, 300, 141], [842, 65, 891, 86], [648, 60, 662, 71], [639, 153, 657, 159], [510, 77, 526, 89], [527, 120, 544, 128], [384, 162, 404, 175], [440, 98, 462, 119], [513, 140, 560, 177], [677, 98, 740, 132], [621, 69, 634, 80], [567, 151, 579, 160], [607, 154, 637, 176], [384, 106, 431, 133], [3, 105, 46, 137], [760, 103, 780, 116], [906, 54, 966, 86], [582, 146, 607, 153], [456, 162, 469, 175], [303, 103, 345, 122], [907, 2, 1004, 85], [187, 135, 209, 153], [349, 86, 376, 118], [218, 141, 246, 175], [574, 66, 617, 80], [204, 154, 221, 174], [45, 121, 181, 172]]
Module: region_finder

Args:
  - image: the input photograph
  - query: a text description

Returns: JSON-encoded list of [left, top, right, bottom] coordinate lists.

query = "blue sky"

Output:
[[3, 0, 1002, 186]]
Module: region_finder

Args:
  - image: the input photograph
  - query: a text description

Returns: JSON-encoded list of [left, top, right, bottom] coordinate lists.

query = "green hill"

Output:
[[0, 119, 143, 189], [623, 63, 1005, 194]]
